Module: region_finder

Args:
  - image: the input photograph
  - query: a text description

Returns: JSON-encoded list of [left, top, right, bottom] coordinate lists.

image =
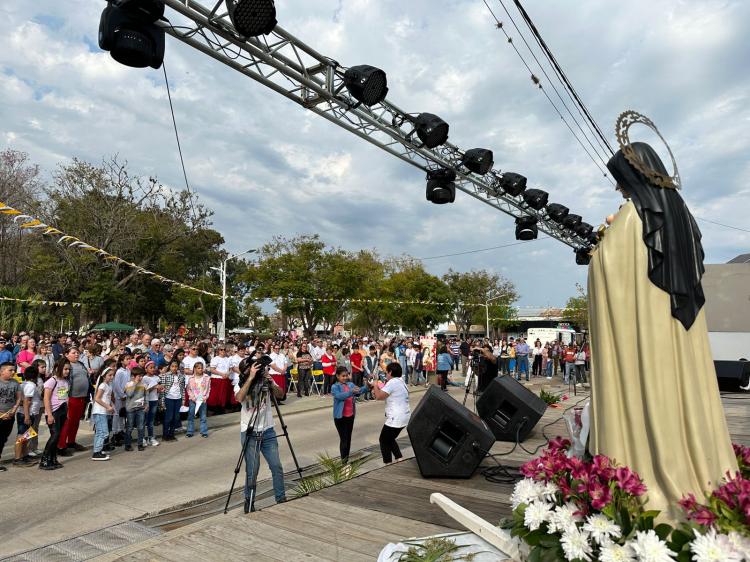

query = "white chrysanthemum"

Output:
[[523, 500, 553, 531], [561, 527, 593, 562], [690, 528, 742, 562], [510, 478, 544, 509], [582, 514, 621, 545], [629, 530, 676, 562], [600, 541, 636, 562], [541, 481, 560, 501], [727, 532, 750, 561], [548, 502, 583, 534]]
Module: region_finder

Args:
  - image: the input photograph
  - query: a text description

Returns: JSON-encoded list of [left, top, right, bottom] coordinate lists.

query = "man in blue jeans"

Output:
[[514, 338, 530, 381], [234, 359, 287, 513]]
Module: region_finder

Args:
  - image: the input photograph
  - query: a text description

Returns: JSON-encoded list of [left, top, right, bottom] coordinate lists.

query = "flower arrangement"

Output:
[[504, 438, 750, 561], [539, 389, 567, 407]]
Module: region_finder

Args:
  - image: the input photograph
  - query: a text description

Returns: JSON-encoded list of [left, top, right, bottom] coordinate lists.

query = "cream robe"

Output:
[[588, 200, 737, 522]]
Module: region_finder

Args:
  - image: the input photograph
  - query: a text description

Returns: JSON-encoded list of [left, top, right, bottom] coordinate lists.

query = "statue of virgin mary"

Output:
[[587, 112, 737, 522]]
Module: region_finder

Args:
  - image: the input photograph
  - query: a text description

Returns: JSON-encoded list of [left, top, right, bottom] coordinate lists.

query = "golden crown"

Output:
[[615, 110, 681, 189]]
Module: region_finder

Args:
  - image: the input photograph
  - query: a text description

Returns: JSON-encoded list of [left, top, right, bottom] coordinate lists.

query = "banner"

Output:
[[0, 296, 81, 307], [0, 201, 219, 298]]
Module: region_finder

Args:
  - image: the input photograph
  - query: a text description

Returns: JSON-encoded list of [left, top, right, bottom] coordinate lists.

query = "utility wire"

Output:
[[419, 237, 550, 260], [162, 61, 195, 218], [495, 0, 612, 168], [512, 0, 615, 156], [695, 216, 750, 234], [482, 0, 614, 184]]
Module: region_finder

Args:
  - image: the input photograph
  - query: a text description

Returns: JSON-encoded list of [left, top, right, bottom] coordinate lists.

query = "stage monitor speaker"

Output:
[[715, 360, 750, 392], [407, 386, 495, 478], [476, 376, 547, 442]]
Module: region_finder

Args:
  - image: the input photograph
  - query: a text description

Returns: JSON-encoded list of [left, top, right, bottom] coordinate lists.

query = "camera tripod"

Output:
[[462, 364, 479, 411], [225, 369, 303, 514]]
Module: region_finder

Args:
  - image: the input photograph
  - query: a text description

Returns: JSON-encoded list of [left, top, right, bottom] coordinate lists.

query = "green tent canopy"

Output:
[[90, 321, 136, 332]]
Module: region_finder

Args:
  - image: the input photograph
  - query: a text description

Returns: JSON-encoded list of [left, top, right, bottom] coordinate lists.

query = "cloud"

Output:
[[1, 0, 748, 307]]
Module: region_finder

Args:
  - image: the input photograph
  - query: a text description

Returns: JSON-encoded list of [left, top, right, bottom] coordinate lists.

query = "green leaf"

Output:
[[538, 534, 561, 549], [668, 529, 692, 550], [655, 523, 672, 541], [524, 529, 545, 546], [528, 546, 543, 562]]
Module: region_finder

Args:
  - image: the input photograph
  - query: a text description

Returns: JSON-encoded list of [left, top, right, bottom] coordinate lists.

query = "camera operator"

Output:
[[234, 357, 287, 513], [471, 343, 499, 393]]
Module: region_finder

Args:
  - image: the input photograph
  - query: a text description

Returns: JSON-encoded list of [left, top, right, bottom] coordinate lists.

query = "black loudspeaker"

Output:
[[715, 360, 750, 392], [476, 376, 547, 442], [407, 386, 495, 478]]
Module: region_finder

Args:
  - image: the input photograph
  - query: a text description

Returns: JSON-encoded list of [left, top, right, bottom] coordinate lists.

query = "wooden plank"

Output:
[[287, 497, 453, 538], [363, 468, 512, 502], [182, 532, 277, 562]]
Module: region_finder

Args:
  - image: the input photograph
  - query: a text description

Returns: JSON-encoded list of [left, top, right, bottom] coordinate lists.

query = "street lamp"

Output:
[[213, 248, 257, 340], [484, 289, 506, 339]]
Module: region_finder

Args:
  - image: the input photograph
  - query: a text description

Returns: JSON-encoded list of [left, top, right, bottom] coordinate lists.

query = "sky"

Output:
[[1, 0, 748, 308]]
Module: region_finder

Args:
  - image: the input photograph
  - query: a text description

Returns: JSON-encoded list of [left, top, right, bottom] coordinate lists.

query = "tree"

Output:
[[563, 283, 588, 330], [244, 235, 369, 336], [443, 269, 518, 337]]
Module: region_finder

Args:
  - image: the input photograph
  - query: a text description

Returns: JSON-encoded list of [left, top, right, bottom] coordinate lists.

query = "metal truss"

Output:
[[160, 0, 589, 250]]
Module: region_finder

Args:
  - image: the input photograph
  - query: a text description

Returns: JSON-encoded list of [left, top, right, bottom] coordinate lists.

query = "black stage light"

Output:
[[499, 172, 527, 197], [521, 188, 549, 210], [575, 247, 592, 265], [99, 2, 165, 69], [343, 65, 388, 107], [575, 222, 594, 238], [587, 231, 599, 246], [414, 113, 449, 148], [461, 148, 494, 175], [226, 0, 277, 37], [515, 216, 538, 240], [562, 213, 582, 230], [546, 203, 569, 224], [425, 168, 456, 204]]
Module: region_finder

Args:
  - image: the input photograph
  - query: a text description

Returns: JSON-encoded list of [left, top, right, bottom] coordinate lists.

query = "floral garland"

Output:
[[503, 438, 750, 561]]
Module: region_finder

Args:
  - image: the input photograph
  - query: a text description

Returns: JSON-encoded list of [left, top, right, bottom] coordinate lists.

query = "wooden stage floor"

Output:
[[94, 392, 750, 561]]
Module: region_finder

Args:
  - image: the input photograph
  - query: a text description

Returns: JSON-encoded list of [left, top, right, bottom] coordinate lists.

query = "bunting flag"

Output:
[[0, 296, 82, 307], [256, 295, 515, 308], [0, 201, 220, 298]]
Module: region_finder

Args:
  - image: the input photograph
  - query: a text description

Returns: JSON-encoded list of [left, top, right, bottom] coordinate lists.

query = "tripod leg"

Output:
[[224, 403, 261, 514], [271, 392, 303, 478]]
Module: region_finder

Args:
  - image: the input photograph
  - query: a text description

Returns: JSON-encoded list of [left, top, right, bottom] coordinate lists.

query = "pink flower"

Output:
[[590, 455, 616, 481], [548, 436, 571, 453], [615, 467, 647, 497], [691, 507, 717, 527], [588, 477, 613, 510], [678, 493, 697, 514]]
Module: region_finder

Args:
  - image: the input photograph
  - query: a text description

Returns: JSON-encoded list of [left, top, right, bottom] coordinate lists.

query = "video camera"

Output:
[[238, 350, 273, 387], [470, 348, 483, 369]]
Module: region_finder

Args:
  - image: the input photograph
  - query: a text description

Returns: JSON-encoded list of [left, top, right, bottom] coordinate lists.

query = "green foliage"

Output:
[[443, 269, 517, 337], [396, 537, 478, 562], [292, 453, 373, 498], [562, 283, 588, 330], [538, 388, 560, 405]]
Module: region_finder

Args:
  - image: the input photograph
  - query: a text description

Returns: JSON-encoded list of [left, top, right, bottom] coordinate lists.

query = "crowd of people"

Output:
[[0, 328, 589, 474]]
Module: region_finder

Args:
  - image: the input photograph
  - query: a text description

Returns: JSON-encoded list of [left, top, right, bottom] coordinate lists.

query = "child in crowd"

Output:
[[186, 362, 210, 438], [124, 366, 148, 451], [331, 366, 365, 464], [14, 363, 43, 466], [40, 359, 70, 470], [91, 367, 115, 461], [112, 352, 131, 446], [321, 346, 336, 396], [159, 359, 185, 442], [1, 362, 22, 472], [142, 361, 161, 447]]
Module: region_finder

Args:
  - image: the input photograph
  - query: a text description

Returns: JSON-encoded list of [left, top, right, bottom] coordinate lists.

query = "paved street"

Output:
[[1, 374, 576, 558]]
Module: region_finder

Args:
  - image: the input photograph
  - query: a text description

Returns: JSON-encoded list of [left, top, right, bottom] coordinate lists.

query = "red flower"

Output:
[[588, 477, 613, 510], [691, 507, 717, 527], [678, 493, 697, 514]]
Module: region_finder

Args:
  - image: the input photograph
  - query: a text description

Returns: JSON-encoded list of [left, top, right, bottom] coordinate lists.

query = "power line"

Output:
[[481, 0, 614, 184], [494, 0, 612, 168], [419, 237, 550, 260], [511, 0, 615, 157], [695, 216, 750, 234]]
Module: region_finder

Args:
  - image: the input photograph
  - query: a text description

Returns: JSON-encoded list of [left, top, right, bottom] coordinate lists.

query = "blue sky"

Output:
[[1, 0, 748, 307]]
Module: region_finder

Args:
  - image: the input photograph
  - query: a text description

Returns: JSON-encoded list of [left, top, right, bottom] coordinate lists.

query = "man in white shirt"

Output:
[[229, 344, 246, 384], [309, 339, 324, 363], [268, 345, 288, 383], [210, 346, 232, 379], [234, 360, 286, 513]]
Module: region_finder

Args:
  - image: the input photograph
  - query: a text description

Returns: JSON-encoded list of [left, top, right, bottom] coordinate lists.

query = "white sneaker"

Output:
[[150, 437, 160, 447], [28, 450, 39, 458]]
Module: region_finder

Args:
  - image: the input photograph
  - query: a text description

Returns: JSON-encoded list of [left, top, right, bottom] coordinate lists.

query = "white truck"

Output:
[[703, 262, 750, 361], [525, 327, 578, 346]]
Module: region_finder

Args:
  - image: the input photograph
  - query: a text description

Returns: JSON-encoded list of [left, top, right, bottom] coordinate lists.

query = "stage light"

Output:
[[414, 113, 449, 148], [562, 213, 582, 230], [343, 65, 388, 107], [575, 222, 594, 238], [499, 172, 527, 197], [226, 0, 277, 37], [515, 216, 538, 240], [546, 203, 569, 224], [99, 1, 165, 69], [575, 247, 592, 265], [461, 148, 494, 175], [425, 168, 456, 204], [521, 188, 549, 210]]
